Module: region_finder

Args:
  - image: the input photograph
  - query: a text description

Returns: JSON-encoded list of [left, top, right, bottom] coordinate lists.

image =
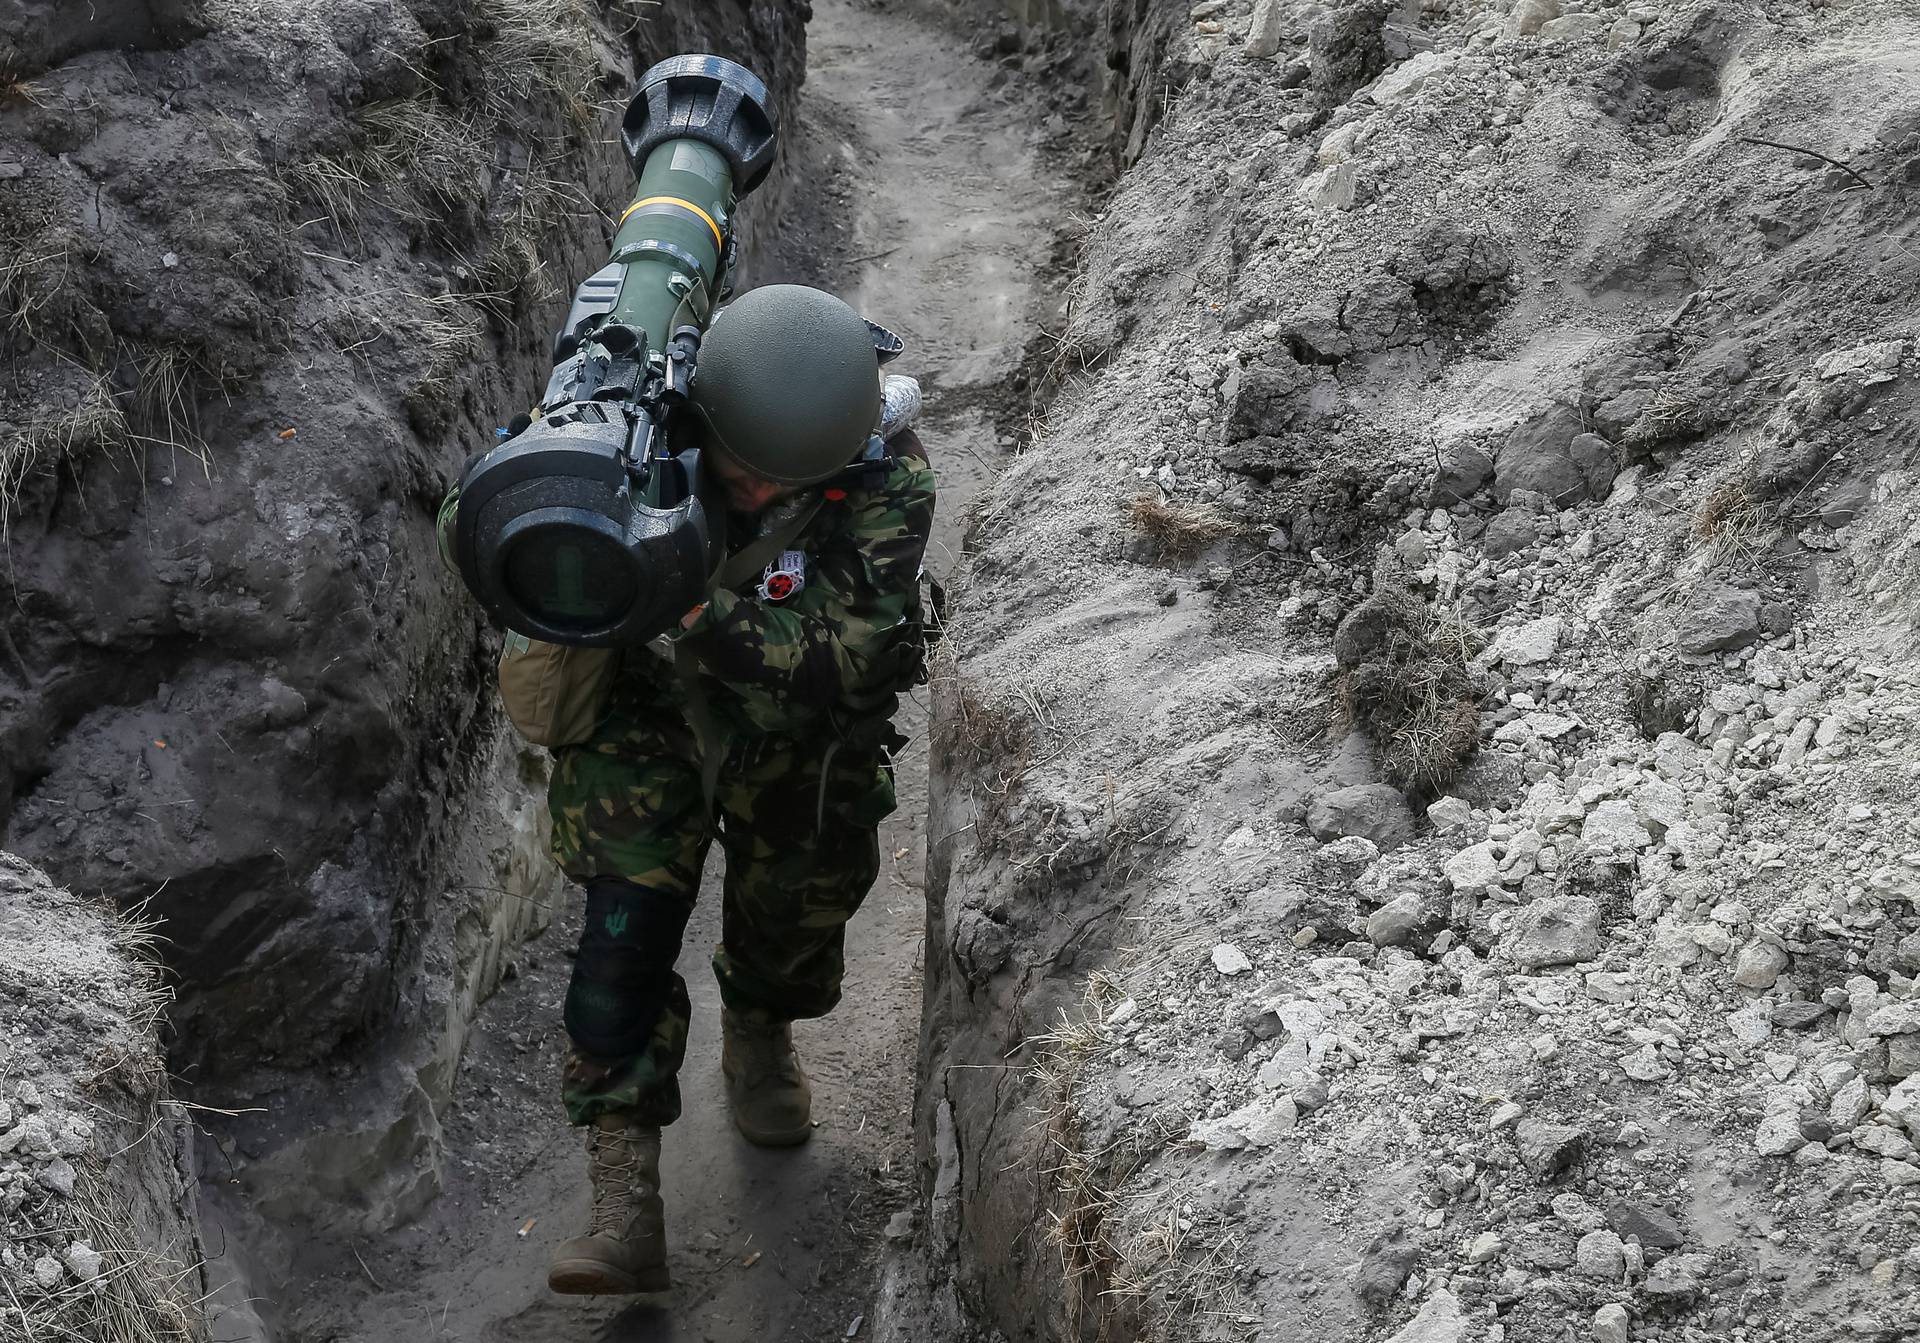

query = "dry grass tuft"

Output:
[[288, 97, 486, 242], [478, 0, 603, 128], [1334, 593, 1483, 792], [0, 218, 77, 349], [1129, 494, 1238, 561], [1029, 972, 1251, 1341], [1621, 384, 1712, 452], [1692, 475, 1765, 541], [928, 648, 1035, 768], [1687, 451, 1780, 580], [0, 372, 128, 535], [476, 164, 593, 317], [1029, 972, 1128, 1334], [0, 58, 42, 108], [128, 344, 214, 476], [1103, 1196, 1260, 1343]]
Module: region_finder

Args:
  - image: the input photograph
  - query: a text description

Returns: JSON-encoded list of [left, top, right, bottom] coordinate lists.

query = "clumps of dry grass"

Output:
[[0, 198, 80, 350], [476, 164, 589, 317], [0, 58, 42, 108], [1621, 384, 1713, 454], [1102, 1197, 1260, 1343], [1037, 305, 1114, 390], [929, 650, 1036, 769], [1692, 475, 1765, 539], [1029, 973, 1249, 1341], [1129, 493, 1238, 561], [1332, 583, 1483, 791], [1028, 971, 1127, 1334], [1687, 448, 1780, 580], [0, 372, 128, 534], [477, 0, 602, 129], [288, 96, 486, 242]]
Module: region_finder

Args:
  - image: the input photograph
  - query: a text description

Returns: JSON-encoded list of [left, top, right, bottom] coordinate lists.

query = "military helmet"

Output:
[[690, 284, 882, 487]]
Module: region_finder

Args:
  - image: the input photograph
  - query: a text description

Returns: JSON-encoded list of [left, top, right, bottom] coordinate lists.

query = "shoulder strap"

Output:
[[673, 491, 826, 813], [713, 493, 824, 593]]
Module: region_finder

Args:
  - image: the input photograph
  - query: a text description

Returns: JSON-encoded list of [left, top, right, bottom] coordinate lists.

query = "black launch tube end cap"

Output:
[[622, 54, 778, 195]]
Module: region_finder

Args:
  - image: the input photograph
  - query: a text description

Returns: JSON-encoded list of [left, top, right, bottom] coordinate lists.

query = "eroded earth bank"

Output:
[[907, 0, 1920, 1341]]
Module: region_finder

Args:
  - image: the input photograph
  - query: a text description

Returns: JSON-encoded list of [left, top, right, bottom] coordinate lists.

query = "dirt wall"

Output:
[[0, 0, 814, 1332], [918, 0, 1920, 1340], [0, 854, 208, 1340]]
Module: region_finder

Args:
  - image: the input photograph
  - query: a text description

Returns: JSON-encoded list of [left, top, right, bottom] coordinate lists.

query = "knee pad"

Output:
[[564, 878, 693, 1060]]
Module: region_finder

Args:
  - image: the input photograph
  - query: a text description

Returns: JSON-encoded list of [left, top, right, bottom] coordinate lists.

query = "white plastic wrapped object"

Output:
[[879, 374, 922, 441]]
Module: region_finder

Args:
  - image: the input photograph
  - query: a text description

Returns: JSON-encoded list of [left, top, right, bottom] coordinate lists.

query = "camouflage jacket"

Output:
[[643, 430, 935, 741]]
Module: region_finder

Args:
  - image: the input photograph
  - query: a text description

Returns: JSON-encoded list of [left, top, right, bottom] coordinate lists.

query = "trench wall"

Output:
[[917, 1, 1920, 1340]]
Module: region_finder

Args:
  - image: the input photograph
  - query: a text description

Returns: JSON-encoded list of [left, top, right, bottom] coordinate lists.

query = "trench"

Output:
[[271, 4, 1071, 1340]]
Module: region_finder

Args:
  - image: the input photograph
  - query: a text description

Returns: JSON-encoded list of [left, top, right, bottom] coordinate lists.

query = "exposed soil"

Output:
[[283, 2, 1071, 1339], [913, 1, 1920, 1341]]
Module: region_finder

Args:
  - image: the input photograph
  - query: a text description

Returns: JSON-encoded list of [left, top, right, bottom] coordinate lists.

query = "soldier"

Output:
[[543, 284, 936, 1295]]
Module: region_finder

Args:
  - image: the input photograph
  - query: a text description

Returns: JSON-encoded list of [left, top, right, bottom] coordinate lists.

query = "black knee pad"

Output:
[[564, 878, 693, 1060]]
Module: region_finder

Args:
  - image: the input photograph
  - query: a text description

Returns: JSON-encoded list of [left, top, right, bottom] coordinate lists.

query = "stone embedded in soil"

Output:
[[1444, 841, 1502, 893], [1677, 583, 1763, 655], [1540, 12, 1610, 41], [1831, 1076, 1870, 1130], [1605, 1202, 1683, 1250], [1243, 0, 1286, 58], [1354, 1226, 1419, 1306], [62, 1240, 102, 1282], [1370, 51, 1454, 107], [1495, 406, 1615, 504], [1508, 895, 1602, 969], [1578, 801, 1651, 857], [32, 1254, 63, 1290], [1619, 1043, 1671, 1082], [1367, 892, 1427, 948], [1643, 1252, 1711, 1303], [1383, 1287, 1467, 1343], [1772, 999, 1831, 1030], [1488, 616, 1563, 667], [1507, 0, 1561, 35], [1732, 939, 1790, 989], [1754, 1112, 1806, 1156], [37, 1157, 75, 1197], [1211, 942, 1253, 976], [1575, 1228, 1626, 1279], [1429, 440, 1494, 505], [1592, 1303, 1631, 1343], [1307, 784, 1414, 849], [1483, 508, 1538, 559], [1881, 1076, 1920, 1139], [1516, 1118, 1587, 1178]]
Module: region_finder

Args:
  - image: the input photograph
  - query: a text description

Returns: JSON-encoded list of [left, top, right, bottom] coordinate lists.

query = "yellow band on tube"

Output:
[[619, 195, 724, 251]]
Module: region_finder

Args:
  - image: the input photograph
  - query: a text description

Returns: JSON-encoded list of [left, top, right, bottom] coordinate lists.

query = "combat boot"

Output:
[[721, 1010, 813, 1147], [547, 1112, 670, 1294]]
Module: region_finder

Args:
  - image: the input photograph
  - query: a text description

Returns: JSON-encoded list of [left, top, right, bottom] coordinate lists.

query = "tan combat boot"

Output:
[[721, 1010, 813, 1147], [547, 1113, 670, 1294]]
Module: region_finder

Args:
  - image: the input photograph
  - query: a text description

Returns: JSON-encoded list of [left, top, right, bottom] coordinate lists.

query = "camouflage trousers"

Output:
[[547, 685, 896, 1128]]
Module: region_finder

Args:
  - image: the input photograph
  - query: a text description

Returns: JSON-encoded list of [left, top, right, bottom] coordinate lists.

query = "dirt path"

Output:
[[296, 5, 1061, 1340]]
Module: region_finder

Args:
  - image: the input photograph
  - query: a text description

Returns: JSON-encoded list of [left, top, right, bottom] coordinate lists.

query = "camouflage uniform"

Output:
[[549, 433, 935, 1127]]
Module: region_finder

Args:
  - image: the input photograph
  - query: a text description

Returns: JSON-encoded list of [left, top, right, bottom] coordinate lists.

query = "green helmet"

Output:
[[690, 284, 883, 487]]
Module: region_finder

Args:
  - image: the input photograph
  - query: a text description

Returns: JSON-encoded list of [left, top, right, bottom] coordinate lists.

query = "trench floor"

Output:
[[303, 3, 1064, 1339]]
